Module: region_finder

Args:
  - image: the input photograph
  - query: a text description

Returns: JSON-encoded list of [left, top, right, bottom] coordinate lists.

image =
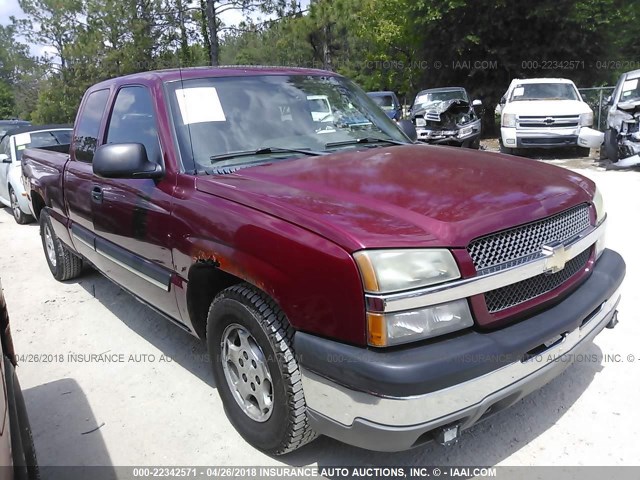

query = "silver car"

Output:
[[0, 125, 72, 224]]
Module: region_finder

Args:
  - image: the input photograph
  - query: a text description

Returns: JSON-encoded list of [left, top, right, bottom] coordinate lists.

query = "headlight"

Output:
[[593, 187, 605, 225], [593, 187, 606, 258], [367, 299, 474, 346], [353, 249, 460, 293], [415, 117, 426, 127], [579, 112, 594, 127], [502, 113, 516, 127]]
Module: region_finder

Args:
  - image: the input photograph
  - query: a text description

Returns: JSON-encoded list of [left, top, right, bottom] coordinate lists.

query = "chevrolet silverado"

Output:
[[21, 67, 625, 454]]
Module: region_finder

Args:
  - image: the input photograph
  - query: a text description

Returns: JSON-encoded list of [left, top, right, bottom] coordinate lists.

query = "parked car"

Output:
[[602, 69, 640, 165], [367, 91, 402, 121], [0, 279, 39, 479], [498, 78, 594, 155], [409, 87, 482, 148], [306, 95, 333, 122], [0, 121, 30, 140], [0, 125, 72, 224], [22, 67, 624, 454]]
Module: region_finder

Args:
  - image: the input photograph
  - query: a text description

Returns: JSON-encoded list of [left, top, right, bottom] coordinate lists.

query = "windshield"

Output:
[[15, 129, 72, 160], [412, 90, 467, 110], [619, 77, 640, 103], [369, 94, 396, 111], [166, 75, 408, 172], [510, 83, 579, 101]]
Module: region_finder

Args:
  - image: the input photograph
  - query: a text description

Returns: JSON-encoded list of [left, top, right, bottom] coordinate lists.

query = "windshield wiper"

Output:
[[210, 146, 326, 163], [325, 137, 406, 149]]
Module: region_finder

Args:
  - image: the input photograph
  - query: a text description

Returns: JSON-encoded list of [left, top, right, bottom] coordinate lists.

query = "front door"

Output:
[[90, 85, 181, 320]]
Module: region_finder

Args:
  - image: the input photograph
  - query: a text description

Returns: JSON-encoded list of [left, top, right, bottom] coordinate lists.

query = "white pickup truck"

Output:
[[498, 78, 596, 155]]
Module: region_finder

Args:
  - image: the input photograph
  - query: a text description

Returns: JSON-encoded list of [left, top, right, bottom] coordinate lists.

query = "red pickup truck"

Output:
[[21, 67, 624, 454]]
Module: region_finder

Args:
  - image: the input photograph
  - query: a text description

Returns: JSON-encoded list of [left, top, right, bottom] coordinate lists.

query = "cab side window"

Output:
[[0, 136, 10, 158], [74, 89, 110, 163], [106, 86, 161, 165]]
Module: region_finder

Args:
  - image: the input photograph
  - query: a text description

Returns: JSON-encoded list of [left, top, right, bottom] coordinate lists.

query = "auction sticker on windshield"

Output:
[[175, 87, 226, 124]]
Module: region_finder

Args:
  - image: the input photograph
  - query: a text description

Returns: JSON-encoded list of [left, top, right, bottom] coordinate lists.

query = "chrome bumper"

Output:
[[302, 285, 621, 430]]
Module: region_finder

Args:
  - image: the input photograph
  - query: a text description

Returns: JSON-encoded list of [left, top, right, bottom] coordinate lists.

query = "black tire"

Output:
[[576, 146, 591, 157], [603, 128, 619, 162], [9, 187, 33, 225], [499, 143, 515, 155], [207, 284, 317, 455], [39, 209, 83, 281], [5, 357, 39, 480]]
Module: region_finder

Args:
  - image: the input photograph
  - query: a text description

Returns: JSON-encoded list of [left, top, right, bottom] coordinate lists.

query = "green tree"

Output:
[[0, 81, 15, 118]]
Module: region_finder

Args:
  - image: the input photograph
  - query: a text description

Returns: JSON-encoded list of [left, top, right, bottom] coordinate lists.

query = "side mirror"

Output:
[[93, 143, 163, 179], [0, 154, 10, 164], [605, 95, 613, 106], [499, 96, 506, 105], [397, 119, 417, 142], [472, 99, 482, 107]]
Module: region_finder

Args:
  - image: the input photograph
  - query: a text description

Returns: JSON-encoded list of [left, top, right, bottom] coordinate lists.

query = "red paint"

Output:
[[22, 67, 598, 346]]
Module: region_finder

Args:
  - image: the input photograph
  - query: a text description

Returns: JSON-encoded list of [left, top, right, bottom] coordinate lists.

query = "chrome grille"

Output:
[[517, 115, 580, 128], [468, 204, 591, 272], [484, 249, 590, 312]]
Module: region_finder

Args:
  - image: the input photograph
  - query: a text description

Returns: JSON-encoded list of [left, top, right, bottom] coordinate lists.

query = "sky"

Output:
[[0, 0, 311, 58]]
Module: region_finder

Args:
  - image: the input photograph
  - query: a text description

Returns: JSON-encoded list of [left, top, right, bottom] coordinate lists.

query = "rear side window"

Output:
[[106, 86, 161, 165], [74, 89, 109, 162]]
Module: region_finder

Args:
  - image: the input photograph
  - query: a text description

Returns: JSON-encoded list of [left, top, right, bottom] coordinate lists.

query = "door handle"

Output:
[[91, 186, 103, 203]]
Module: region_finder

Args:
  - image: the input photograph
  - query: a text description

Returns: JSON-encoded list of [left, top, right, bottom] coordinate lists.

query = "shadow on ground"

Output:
[[282, 342, 604, 471], [23, 378, 117, 480], [75, 271, 214, 388]]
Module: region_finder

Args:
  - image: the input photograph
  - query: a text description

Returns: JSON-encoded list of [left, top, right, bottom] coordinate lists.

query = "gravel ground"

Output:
[[0, 146, 638, 472]]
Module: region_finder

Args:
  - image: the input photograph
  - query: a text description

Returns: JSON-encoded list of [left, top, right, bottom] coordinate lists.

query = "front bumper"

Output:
[[297, 249, 625, 451], [416, 121, 481, 146], [501, 126, 583, 149]]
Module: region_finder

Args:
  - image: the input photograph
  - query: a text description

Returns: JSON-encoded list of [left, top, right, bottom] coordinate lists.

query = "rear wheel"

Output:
[[9, 187, 32, 225], [39, 209, 83, 281], [207, 284, 317, 455]]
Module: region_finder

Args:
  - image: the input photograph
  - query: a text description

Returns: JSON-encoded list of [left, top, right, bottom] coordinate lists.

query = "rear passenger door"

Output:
[[90, 85, 180, 320], [66, 88, 111, 263]]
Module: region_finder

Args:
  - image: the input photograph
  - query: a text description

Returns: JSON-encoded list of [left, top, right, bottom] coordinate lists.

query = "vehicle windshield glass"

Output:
[[165, 75, 408, 172], [413, 90, 467, 110], [14, 130, 72, 161], [619, 77, 640, 103], [510, 83, 579, 101], [369, 94, 396, 111]]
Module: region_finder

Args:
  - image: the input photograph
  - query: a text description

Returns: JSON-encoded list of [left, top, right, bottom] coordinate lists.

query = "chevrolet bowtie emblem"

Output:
[[542, 242, 569, 274]]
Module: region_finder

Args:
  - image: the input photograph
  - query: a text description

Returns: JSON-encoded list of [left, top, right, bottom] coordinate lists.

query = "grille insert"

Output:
[[484, 249, 590, 313], [467, 205, 591, 272]]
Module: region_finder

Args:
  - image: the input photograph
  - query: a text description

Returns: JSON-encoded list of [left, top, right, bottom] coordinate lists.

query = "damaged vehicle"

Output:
[[603, 69, 640, 166], [409, 87, 482, 148]]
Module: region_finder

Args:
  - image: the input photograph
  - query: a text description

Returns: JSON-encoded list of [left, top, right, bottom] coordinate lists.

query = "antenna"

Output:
[[178, 57, 197, 174]]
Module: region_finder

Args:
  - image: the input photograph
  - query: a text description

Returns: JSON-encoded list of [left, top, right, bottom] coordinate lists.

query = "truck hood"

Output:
[[195, 145, 595, 251], [503, 99, 591, 116]]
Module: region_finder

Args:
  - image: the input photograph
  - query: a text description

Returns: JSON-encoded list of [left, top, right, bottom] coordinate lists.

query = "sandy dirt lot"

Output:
[[0, 146, 638, 472]]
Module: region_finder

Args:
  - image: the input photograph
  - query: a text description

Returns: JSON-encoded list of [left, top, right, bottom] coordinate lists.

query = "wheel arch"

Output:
[[29, 190, 46, 220]]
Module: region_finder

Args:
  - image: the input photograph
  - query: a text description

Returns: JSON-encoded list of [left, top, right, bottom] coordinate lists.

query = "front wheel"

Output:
[[576, 146, 591, 157], [207, 284, 317, 455], [39, 209, 83, 281], [603, 128, 619, 162], [10, 187, 33, 225]]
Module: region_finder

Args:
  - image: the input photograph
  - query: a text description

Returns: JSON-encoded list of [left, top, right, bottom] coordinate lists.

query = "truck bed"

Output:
[[21, 146, 71, 221]]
